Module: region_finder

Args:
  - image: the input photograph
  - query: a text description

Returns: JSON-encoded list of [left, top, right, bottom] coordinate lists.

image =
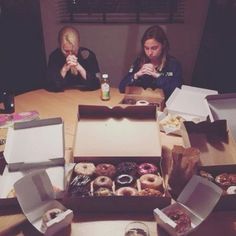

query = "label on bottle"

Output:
[[101, 83, 110, 100]]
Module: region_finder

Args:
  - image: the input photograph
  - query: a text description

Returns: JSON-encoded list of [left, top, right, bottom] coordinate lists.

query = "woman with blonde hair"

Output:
[[46, 26, 101, 91], [119, 25, 182, 99]]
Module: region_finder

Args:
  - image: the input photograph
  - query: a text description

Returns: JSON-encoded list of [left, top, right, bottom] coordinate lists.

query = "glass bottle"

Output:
[[100, 73, 110, 101]]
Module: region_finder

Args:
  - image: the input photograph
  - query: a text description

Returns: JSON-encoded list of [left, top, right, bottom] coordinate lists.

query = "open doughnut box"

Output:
[[0, 118, 66, 212], [181, 118, 236, 211], [14, 169, 73, 236], [154, 175, 222, 236], [64, 105, 171, 213], [120, 86, 165, 111]]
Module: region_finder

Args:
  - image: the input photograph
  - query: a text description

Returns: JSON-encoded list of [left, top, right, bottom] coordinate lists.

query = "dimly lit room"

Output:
[[0, 0, 236, 235]]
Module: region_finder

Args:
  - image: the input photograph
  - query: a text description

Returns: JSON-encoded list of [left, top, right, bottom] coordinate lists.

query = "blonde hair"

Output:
[[59, 26, 80, 75]]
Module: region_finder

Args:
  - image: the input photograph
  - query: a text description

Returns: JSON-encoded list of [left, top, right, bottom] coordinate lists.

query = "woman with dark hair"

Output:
[[119, 25, 182, 99]]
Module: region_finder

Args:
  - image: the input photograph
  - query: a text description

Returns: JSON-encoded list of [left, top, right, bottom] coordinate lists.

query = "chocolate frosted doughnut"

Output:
[[74, 162, 96, 176], [138, 163, 158, 176], [94, 187, 114, 196], [42, 208, 63, 224], [68, 175, 91, 197], [116, 162, 138, 177], [95, 163, 116, 178], [139, 174, 163, 190], [163, 209, 192, 234], [93, 176, 113, 190], [115, 174, 135, 188], [115, 187, 138, 196]]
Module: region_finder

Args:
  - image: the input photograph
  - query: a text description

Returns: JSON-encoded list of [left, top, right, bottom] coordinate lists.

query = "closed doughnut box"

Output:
[[3, 117, 65, 171], [198, 165, 236, 211], [14, 169, 73, 236], [64, 159, 171, 213], [153, 175, 222, 236], [0, 165, 66, 211], [120, 86, 165, 111]]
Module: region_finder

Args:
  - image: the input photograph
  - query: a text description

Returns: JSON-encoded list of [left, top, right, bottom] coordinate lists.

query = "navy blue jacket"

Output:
[[119, 55, 182, 99], [46, 47, 100, 92]]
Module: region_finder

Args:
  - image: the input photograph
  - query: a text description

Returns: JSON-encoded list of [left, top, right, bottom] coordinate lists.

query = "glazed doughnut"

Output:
[[139, 174, 163, 190], [95, 163, 116, 178], [163, 208, 192, 234], [74, 162, 96, 176], [42, 208, 63, 224], [115, 187, 138, 196], [115, 174, 135, 188], [199, 170, 214, 182], [7, 188, 16, 198], [93, 176, 113, 190], [116, 162, 138, 177], [226, 186, 236, 195], [138, 163, 158, 176], [138, 188, 162, 197], [215, 173, 231, 188], [94, 187, 114, 196]]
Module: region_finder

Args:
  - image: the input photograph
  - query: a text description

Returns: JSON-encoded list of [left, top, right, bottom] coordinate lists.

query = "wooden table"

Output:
[[0, 88, 236, 236]]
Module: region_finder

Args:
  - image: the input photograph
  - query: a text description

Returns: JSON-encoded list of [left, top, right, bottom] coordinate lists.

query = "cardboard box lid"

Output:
[[181, 120, 236, 166], [73, 105, 161, 158], [206, 93, 236, 141], [177, 175, 222, 219], [166, 85, 218, 120], [14, 169, 54, 214], [14, 169, 73, 235], [4, 117, 65, 171]]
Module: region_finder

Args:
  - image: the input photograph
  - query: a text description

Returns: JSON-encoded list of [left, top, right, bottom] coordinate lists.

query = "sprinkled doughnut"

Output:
[[115, 174, 135, 188], [163, 208, 192, 234], [74, 162, 96, 176], [115, 187, 138, 196], [93, 176, 113, 190], [138, 163, 158, 176], [139, 174, 163, 190], [95, 163, 116, 178]]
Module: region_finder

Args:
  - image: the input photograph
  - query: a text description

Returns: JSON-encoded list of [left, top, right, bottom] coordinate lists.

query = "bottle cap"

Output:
[[102, 73, 108, 79]]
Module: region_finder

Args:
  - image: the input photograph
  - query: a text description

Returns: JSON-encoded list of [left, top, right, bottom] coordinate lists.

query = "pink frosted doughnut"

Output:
[[138, 163, 158, 175]]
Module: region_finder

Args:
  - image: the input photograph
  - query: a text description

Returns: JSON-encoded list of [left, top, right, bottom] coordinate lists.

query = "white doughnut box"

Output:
[[154, 175, 222, 236], [14, 169, 73, 236]]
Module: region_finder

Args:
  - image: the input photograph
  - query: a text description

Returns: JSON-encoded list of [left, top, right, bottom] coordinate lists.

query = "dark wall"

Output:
[[0, 0, 46, 95], [192, 0, 236, 93]]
